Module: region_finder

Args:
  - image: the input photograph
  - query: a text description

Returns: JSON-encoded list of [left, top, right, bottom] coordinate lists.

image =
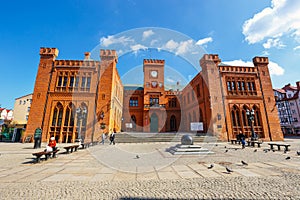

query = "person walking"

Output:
[[239, 131, 246, 149], [101, 130, 107, 145], [109, 129, 116, 145]]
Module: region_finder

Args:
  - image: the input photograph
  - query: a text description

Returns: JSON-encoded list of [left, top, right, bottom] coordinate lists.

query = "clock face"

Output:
[[150, 70, 158, 78]]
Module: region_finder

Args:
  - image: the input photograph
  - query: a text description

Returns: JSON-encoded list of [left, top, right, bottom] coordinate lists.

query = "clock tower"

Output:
[[143, 59, 166, 132]]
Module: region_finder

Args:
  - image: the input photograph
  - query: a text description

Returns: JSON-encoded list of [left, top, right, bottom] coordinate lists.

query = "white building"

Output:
[[274, 82, 300, 134], [13, 94, 32, 125]]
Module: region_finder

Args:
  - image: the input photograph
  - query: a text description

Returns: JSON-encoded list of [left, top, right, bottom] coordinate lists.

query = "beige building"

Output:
[[13, 94, 32, 126]]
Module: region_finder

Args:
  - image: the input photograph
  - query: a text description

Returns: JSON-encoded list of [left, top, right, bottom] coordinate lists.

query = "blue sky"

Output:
[[1, 0, 299, 109]]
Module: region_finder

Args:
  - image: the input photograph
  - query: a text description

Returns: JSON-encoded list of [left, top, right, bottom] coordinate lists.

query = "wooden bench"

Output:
[[230, 139, 241, 145], [64, 144, 80, 153], [32, 149, 60, 163], [268, 143, 291, 151], [247, 140, 263, 147], [81, 142, 91, 149]]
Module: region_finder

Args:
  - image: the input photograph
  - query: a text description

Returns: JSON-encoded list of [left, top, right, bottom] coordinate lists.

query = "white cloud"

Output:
[[130, 44, 147, 54], [164, 39, 178, 50], [263, 38, 286, 49], [166, 77, 175, 83], [163, 39, 194, 55], [196, 37, 213, 46], [142, 30, 154, 40], [269, 61, 285, 76], [242, 0, 300, 45], [100, 35, 134, 47], [176, 40, 193, 55], [293, 46, 300, 50], [223, 60, 254, 67], [223, 59, 284, 76]]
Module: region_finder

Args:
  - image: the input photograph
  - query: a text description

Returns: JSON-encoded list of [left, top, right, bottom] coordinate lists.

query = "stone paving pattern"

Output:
[[0, 137, 300, 199]]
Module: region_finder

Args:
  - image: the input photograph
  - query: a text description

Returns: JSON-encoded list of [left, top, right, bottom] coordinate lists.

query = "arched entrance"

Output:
[[150, 113, 158, 132]]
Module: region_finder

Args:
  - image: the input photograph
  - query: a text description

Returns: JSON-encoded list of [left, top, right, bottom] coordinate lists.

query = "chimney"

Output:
[[84, 52, 91, 60]]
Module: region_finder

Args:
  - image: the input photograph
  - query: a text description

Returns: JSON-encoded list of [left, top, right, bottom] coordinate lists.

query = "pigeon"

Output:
[[285, 156, 291, 160], [241, 160, 248, 166], [208, 164, 214, 169], [283, 150, 287, 154], [215, 144, 218, 146], [234, 148, 238, 151], [226, 167, 233, 173], [224, 146, 227, 148], [136, 155, 140, 159], [272, 149, 276, 152], [253, 149, 257, 152], [225, 149, 228, 153], [296, 151, 300, 156]]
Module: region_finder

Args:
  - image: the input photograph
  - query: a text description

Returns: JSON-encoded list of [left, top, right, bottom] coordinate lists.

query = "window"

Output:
[[69, 76, 75, 88], [169, 98, 177, 108], [23, 100, 26, 105], [150, 97, 159, 107], [26, 115, 29, 121], [129, 97, 138, 107], [27, 107, 30, 112], [19, 100, 22, 105]]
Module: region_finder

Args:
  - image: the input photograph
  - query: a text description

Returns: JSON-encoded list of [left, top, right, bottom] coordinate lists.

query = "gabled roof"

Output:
[[274, 88, 286, 93]]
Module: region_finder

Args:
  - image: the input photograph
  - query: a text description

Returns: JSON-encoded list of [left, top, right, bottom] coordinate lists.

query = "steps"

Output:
[[114, 132, 212, 143]]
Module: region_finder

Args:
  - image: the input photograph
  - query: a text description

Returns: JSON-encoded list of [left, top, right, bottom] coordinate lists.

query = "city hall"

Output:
[[24, 47, 283, 143]]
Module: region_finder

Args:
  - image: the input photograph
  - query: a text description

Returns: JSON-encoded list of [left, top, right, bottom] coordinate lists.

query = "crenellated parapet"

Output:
[[253, 56, 269, 65], [143, 59, 165, 64], [40, 47, 59, 57], [219, 65, 257, 74], [100, 49, 118, 62], [200, 54, 221, 66], [55, 60, 99, 67]]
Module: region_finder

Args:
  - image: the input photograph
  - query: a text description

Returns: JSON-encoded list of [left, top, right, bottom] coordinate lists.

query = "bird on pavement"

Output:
[[136, 155, 140, 159], [296, 151, 300, 156], [225, 149, 228, 153], [253, 149, 257, 152], [285, 156, 291, 160], [226, 167, 233, 173], [241, 160, 248, 166], [224, 146, 227, 148], [208, 164, 214, 169]]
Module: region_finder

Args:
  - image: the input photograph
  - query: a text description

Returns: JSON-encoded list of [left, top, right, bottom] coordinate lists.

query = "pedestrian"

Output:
[[48, 137, 57, 151], [110, 129, 116, 145], [239, 131, 246, 149], [101, 130, 107, 144]]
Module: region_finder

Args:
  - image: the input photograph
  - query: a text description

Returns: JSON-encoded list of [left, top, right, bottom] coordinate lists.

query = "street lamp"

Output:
[[246, 109, 257, 141], [76, 106, 87, 142]]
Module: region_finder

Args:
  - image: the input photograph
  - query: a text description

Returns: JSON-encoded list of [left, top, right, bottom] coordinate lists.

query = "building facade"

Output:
[[24, 48, 123, 143], [25, 47, 283, 143], [13, 93, 32, 126], [274, 82, 300, 134], [122, 54, 283, 141]]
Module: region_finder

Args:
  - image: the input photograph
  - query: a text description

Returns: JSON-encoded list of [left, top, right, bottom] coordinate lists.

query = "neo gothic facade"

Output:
[[24, 48, 283, 143]]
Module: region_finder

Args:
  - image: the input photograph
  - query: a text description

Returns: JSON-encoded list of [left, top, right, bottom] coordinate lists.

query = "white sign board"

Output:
[[125, 123, 133, 128], [190, 122, 203, 131]]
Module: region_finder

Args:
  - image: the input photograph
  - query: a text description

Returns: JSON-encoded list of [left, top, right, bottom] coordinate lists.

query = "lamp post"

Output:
[[246, 109, 256, 141], [76, 106, 87, 142]]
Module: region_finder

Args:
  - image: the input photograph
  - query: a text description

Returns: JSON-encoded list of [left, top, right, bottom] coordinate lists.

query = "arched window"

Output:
[[51, 102, 63, 127], [253, 106, 261, 126], [231, 105, 241, 127]]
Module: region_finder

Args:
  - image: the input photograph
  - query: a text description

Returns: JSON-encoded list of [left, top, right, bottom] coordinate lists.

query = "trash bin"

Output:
[[34, 128, 42, 149]]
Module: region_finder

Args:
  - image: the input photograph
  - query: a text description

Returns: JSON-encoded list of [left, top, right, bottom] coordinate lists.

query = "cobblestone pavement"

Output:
[[0, 136, 300, 199]]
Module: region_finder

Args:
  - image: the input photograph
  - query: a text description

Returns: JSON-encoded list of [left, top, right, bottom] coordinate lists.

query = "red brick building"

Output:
[[25, 48, 123, 143], [122, 54, 283, 141], [25, 48, 283, 143]]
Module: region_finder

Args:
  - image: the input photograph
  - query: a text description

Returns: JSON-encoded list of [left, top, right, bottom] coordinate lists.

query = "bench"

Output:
[[247, 140, 263, 147], [64, 144, 80, 153], [81, 142, 91, 149], [32, 149, 60, 163], [230, 139, 241, 145], [268, 143, 291, 151]]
